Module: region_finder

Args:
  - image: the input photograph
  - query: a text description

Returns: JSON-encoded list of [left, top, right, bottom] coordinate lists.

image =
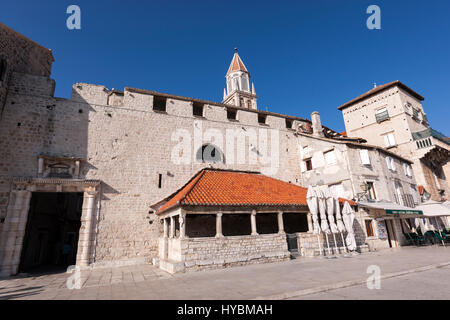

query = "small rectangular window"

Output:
[[366, 181, 376, 200], [193, 102, 204, 117], [153, 96, 167, 112], [0, 59, 6, 81], [324, 150, 337, 165], [158, 174, 162, 189], [386, 156, 396, 171], [305, 158, 313, 171], [329, 183, 344, 198], [359, 149, 371, 165], [285, 119, 293, 129], [365, 220, 374, 237], [375, 107, 390, 123], [383, 133, 396, 147], [258, 114, 267, 124], [227, 108, 237, 120]]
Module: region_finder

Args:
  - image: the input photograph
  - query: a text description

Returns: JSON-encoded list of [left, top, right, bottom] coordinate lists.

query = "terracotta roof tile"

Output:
[[156, 169, 309, 214], [227, 51, 248, 75]]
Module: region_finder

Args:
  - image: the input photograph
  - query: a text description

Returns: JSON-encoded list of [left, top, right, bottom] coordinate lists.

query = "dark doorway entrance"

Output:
[[19, 192, 83, 274]]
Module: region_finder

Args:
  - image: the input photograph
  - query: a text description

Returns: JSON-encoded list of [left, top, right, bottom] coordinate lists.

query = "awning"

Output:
[[358, 200, 423, 216], [415, 200, 450, 217]]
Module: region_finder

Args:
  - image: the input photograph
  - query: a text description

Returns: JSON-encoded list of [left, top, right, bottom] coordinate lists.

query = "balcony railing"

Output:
[[375, 110, 390, 123], [416, 137, 433, 149], [412, 127, 450, 149]]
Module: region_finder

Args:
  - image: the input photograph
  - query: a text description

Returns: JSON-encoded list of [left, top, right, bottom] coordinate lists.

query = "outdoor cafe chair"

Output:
[[403, 233, 415, 246], [409, 233, 425, 246]]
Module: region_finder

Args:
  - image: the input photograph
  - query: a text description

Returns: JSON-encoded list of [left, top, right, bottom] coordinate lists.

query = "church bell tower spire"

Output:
[[222, 48, 258, 110]]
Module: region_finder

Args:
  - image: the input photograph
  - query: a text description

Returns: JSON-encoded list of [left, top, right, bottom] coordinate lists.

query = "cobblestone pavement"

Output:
[[1, 246, 450, 300]]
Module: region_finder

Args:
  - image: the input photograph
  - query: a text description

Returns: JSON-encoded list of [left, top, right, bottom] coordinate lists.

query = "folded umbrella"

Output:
[[307, 185, 323, 255], [342, 201, 357, 252]]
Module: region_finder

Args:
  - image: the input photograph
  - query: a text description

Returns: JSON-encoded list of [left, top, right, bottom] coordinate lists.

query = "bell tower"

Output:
[[222, 48, 257, 110]]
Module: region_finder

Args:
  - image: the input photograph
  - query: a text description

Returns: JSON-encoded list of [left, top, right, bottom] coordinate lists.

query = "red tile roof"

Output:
[[155, 169, 309, 214], [338, 81, 424, 110], [227, 50, 248, 75]]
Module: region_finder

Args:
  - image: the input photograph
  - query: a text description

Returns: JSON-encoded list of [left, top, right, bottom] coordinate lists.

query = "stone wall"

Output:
[[159, 234, 290, 273], [0, 75, 309, 268], [0, 23, 54, 117]]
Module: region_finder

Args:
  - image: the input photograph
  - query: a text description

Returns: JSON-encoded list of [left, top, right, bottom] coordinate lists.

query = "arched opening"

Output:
[[196, 144, 224, 163]]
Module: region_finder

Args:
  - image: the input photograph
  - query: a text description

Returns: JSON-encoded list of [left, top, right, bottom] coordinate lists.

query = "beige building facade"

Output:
[[339, 81, 450, 202]]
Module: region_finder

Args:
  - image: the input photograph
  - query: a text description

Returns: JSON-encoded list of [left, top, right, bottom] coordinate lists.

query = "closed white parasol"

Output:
[[342, 201, 357, 252], [316, 186, 332, 256], [334, 198, 348, 253], [322, 185, 339, 255], [307, 185, 323, 255], [316, 187, 330, 234]]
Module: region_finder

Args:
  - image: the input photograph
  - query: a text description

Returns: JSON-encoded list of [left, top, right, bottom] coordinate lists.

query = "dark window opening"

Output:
[[255, 213, 278, 234], [283, 213, 309, 233], [193, 102, 204, 117], [196, 144, 224, 163], [227, 109, 237, 120], [0, 58, 6, 81], [19, 192, 83, 273], [158, 174, 162, 188], [285, 119, 293, 129], [186, 214, 216, 238], [258, 114, 267, 124], [305, 159, 313, 171], [222, 214, 251, 236], [153, 96, 167, 112]]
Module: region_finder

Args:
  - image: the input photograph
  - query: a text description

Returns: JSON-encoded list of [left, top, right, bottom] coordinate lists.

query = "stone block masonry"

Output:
[[160, 234, 291, 274]]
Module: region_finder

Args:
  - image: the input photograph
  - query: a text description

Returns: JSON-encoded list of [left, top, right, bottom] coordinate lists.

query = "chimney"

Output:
[[311, 111, 324, 137]]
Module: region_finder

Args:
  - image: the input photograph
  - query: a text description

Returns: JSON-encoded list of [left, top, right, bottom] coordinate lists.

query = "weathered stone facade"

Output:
[[0, 23, 435, 276], [159, 234, 290, 274]]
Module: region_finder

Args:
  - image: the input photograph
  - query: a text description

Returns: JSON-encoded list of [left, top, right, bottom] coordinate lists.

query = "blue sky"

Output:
[[2, 0, 449, 134]]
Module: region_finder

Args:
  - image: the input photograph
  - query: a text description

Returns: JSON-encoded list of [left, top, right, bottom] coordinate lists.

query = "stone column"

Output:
[[0, 190, 32, 276], [169, 216, 175, 238], [216, 212, 223, 238], [251, 210, 258, 235], [277, 210, 284, 234], [163, 218, 168, 238], [307, 212, 313, 233], [76, 189, 98, 267], [179, 213, 186, 239]]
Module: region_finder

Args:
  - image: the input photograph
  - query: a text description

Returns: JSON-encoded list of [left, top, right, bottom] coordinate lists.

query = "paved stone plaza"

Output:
[[1, 246, 450, 300]]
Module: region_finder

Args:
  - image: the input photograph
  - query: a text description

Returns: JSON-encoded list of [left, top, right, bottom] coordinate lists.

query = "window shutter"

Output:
[[386, 157, 391, 170], [360, 150, 370, 165], [300, 161, 306, 173], [388, 134, 395, 146], [391, 158, 396, 171], [325, 150, 337, 165], [384, 135, 390, 147]]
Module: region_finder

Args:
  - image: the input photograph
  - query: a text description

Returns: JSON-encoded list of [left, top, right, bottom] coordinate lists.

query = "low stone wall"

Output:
[[297, 232, 369, 256], [158, 233, 290, 273]]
